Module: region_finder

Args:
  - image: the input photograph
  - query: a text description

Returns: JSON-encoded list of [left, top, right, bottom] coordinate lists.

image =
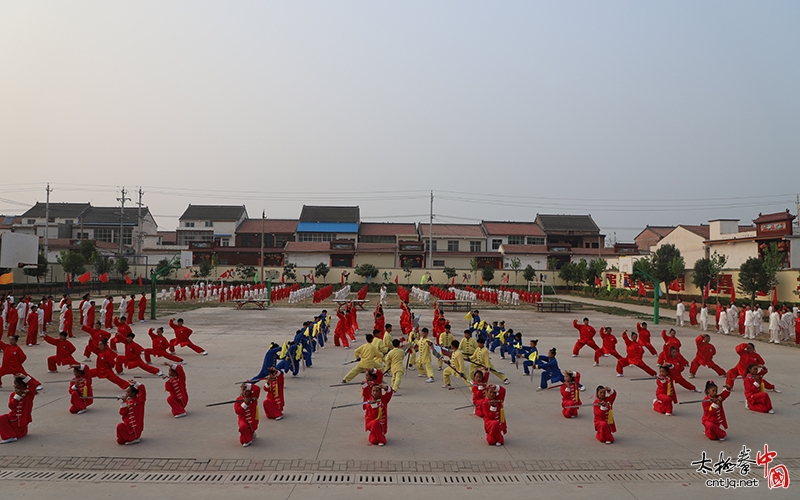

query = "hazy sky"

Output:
[[1, 1, 798, 241]]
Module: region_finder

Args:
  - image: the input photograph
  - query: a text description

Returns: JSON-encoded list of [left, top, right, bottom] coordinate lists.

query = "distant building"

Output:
[[296, 206, 359, 242], [481, 221, 546, 252], [634, 226, 675, 253], [177, 205, 247, 246], [419, 224, 500, 269], [535, 214, 605, 249]]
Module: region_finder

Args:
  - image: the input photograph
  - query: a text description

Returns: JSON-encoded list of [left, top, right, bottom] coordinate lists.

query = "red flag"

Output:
[[451, 277, 455, 286], [138, 275, 143, 286], [772, 287, 778, 306], [594, 277, 602, 286], [125, 274, 133, 285], [637, 280, 646, 296], [311, 274, 315, 284], [394, 275, 399, 284], [703, 282, 710, 300], [730, 286, 736, 304], [183, 270, 191, 280], [669, 280, 679, 292], [78, 271, 92, 284], [281, 274, 285, 284], [98, 273, 109, 283]]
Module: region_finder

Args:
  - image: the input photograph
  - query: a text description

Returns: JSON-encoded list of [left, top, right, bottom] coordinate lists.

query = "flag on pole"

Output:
[[98, 273, 109, 283], [623, 275, 629, 288], [637, 280, 646, 296], [66, 273, 71, 289], [655, 283, 662, 298], [0, 272, 12, 285], [310, 274, 314, 284], [254, 273, 259, 284], [594, 276, 602, 287], [125, 274, 133, 285], [479, 277, 483, 287], [606, 277, 611, 292], [703, 282, 710, 300], [394, 275, 399, 284], [772, 286, 778, 306], [78, 272, 92, 284], [451, 277, 455, 286], [420, 274, 426, 285], [183, 270, 191, 280], [281, 274, 285, 284], [138, 275, 143, 286]]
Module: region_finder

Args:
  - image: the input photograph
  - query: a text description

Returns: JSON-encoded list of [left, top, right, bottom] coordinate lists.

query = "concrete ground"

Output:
[[1, 298, 798, 499]]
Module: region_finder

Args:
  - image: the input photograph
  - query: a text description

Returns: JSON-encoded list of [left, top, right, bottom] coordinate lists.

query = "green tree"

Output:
[[547, 257, 559, 271], [198, 258, 213, 278], [23, 251, 49, 282], [354, 263, 380, 280], [559, 262, 580, 291], [481, 265, 495, 283], [651, 244, 685, 304], [79, 239, 97, 264], [522, 264, 536, 283], [574, 259, 589, 287], [585, 258, 607, 292], [762, 243, 782, 291], [57, 251, 86, 279], [738, 257, 768, 307], [442, 266, 458, 280], [314, 262, 330, 282], [509, 257, 522, 284], [115, 256, 130, 277], [235, 263, 257, 281], [469, 258, 479, 284], [282, 262, 297, 281]]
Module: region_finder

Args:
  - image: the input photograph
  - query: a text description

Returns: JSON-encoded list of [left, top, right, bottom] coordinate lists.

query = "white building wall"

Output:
[[651, 227, 707, 268], [287, 252, 330, 267], [706, 240, 759, 269]]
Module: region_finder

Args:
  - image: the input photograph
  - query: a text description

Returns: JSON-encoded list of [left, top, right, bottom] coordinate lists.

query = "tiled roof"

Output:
[[753, 210, 796, 224], [535, 214, 600, 233], [285, 242, 332, 253], [481, 221, 545, 236], [680, 225, 710, 239], [419, 224, 485, 238], [299, 206, 359, 223], [21, 203, 91, 219], [157, 231, 177, 244], [180, 205, 247, 221], [635, 226, 676, 239], [236, 219, 298, 234], [359, 222, 417, 236], [80, 207, 149, 225], [356, 242, 397, 253]]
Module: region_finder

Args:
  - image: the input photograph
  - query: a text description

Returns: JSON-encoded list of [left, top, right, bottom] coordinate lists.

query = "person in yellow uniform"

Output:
[[382, 324, 394, 354], [415, 328, 435, 383], [407, 327, 420, 369], [342, 334, 384, 383], [442, 340, 466, 389], [437, 324, 455, 371], [384, 339, 405, 395], [371, 329, 388, 356], [469, 338, 509, 384], [459, 329, 478, 366]]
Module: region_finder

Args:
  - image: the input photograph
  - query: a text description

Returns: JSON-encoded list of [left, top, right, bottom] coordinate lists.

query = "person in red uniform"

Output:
[[6, 299, 18, 336], [471, 368, 490, 417], [168, 318, 207, 355], [481, 384, 506, 446], [572, 317, 599, 357], [593, 385, 616, 444], [116, 333, 163, 377], [103, 296, 114, 329], [144, 327, 183, 364], [60, 298, 73, 337], [43, 296, 54, 330], [636, 322, 657, 356], [68, 363, 93, 414], [743, 364, 774, 414], [44, 331, 78, 372], [333, 304, 350, 348], [110, 316, 133, 352], [594, 327, 622, 366], [262, 367, 284, 420], [364, 383, 393, 446], [85, 300, 96, 329], [82, 321, 112, 361], [0, 375, 38, 444], [560, 370, 582, 418], [657, 346, 698, 392], [137, 293, 147, 322], [116, 381, 146, 445], [725, 343, 777, 391], [661, 328, 680, 355], [689, 300, 698, 326], [125, 294, 135, 324], [235, 382, 260, 447], [25, 305, 40, 346], [0, 336, 41, 389], [689, 334, 726, 378], [346, 303, 358, 341], [90, 339, 130, 390], [702, 380, 731, 441], [653, 365, 677, 416], [616, 331, 656, 377], [162, 362, 188, 418], [373, 304, 385, 337]]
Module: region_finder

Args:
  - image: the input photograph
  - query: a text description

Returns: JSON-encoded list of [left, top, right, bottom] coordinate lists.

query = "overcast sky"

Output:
[[1, 1, 798, 241]]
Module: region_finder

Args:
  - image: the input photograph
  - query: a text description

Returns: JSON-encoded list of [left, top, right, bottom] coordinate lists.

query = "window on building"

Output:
[[360, 235, 396, 244], [507, 235, 524, 245], [94, 228, 113, 242], [592, 242, 599, 248], [527, 237, 545, 245], [275, 237, 287, 248], [491, 239, 502, 250], [122, 228, 132, 245], [433, 260, 445, 267], [65, 220, 73, 224], [27, 219, 35, 225], [220, 238, 229, 247], [470, 241, 482, 252], [205, 221, 213, 227], [299, 233, 334, 242], [427, 240, 437, 251], [447, 240, 459, 252], [241, 237, 253, 247], [185, 222, 195, 228]]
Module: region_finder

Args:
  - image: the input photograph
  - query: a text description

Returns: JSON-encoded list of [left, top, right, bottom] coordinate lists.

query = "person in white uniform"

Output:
[[699, 303, 709, 331], [675, 299, 685, 327]]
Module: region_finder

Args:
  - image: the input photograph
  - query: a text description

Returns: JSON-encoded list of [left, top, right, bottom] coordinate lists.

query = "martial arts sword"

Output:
[[629, 377, 658, 381], [792, 401, 800, 406], [678, 399, 705, 405], [463, 359, 507, 379], [80, 396, 121, 400], [41, 379, 73, 383], [563, 403, 601, 409], [453, 404, 475, 411], [206, 399, 240, 407], [331, 401, 367, 409], [329, 382, 361, 387], [342, 359, 360, 365]]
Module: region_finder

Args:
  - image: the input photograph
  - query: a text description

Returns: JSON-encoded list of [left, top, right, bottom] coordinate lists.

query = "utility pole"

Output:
[[44, 183, 52, 261], [136, 187, 144, 265], [260, 210, 265, 283], [428, 190, 434, 269], [795, 194, 799, 232], [117, 187, 130, 258]]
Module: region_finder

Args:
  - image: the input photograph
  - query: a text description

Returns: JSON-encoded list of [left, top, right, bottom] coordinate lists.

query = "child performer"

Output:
[[116, 333, 163, 377], [44, 331, 78, 372], [743, 364, 774, 414], [262, 367, 285, 421], [636, 322, 657, 356], [442, 340, 465, 389], [561, 370, 582, 418], [0, 374, 38, 444], [163, 362, 188, 418], [481, 384, 507, 446], [593, 386, 616, 444], [658, 346, 699, 392], [384, 339, 405, 395], [68, 363, 93, 414], [145, 328, 184, 364], [536, 348, 564, 390], [364, 384, 393, 446], [616, 331, 657, 377], [235, 382, 260, 447], [116, 381, 146, 445], [572, 318, 599, 357], [702, 380, 731, 441], [0, 335, 41, 390], [653, 365, 677, 416], [168, 318, 208, 356], [689, 334, 725, 378], [594, 327, 622, 366]]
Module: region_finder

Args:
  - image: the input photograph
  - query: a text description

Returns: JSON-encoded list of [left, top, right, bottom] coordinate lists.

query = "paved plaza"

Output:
[[1, 299, 798, 499]]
